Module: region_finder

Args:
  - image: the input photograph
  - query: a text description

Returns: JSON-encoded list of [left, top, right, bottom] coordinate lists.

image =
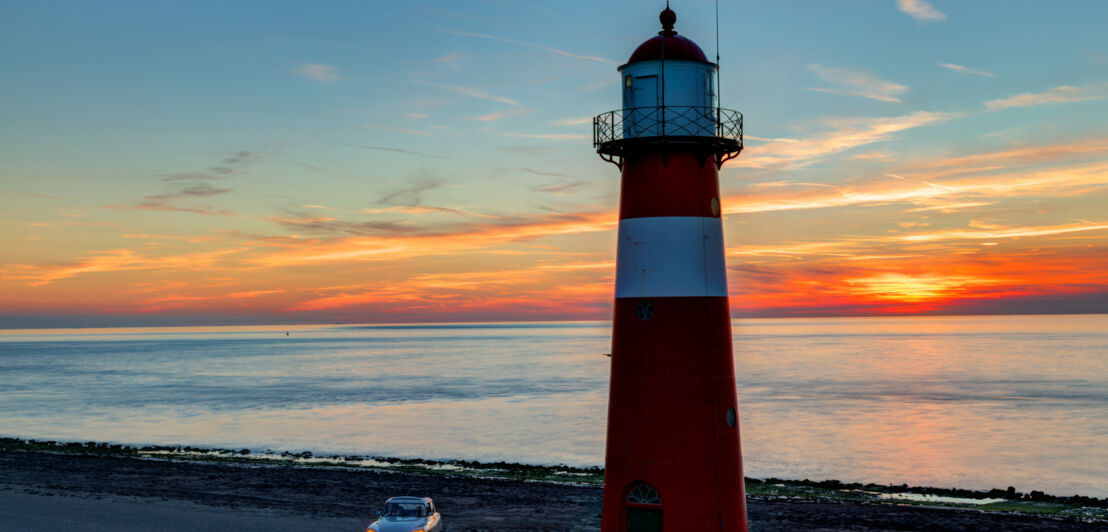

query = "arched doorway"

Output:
[[625, 483, 662, 532]]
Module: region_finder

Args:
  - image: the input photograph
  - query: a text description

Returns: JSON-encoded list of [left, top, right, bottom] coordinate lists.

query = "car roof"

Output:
[[385, 496, 432, 504]]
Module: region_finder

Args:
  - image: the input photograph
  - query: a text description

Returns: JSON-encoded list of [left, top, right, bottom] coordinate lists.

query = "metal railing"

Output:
[[593, 106, 743, 149]]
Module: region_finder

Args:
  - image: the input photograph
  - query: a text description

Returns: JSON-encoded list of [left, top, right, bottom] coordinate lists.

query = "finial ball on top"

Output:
[[659, 6, 676, 35]]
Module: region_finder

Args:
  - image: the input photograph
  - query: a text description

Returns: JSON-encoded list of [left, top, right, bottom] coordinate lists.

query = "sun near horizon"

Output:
[[2, 1, 1107, 329]]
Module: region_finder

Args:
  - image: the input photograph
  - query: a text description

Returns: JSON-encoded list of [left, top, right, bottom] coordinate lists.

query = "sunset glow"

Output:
[[1, 1, 1106, 327]]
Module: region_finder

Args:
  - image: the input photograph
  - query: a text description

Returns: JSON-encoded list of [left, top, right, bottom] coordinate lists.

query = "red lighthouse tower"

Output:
[[593, 5, 747, 532]]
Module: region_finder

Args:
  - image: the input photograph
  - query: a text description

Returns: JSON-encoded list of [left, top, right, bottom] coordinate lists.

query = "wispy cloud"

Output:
[[1, 248, 243, 286], [102, 151, 256, 215], [915, 137, 1108, 169], [377, 179, 442, 207], [112, 183, 236, 213], [807, 64, 908, 103], [433, 53, 467, 70], [470, 108, 532, 122], [734, 111, 960, 168], [268, 214, 419, 237], [728, 147, 1108, 214], [497, 145, 561, 156], [360, 205, 498, 219], [520, 167, 573, 178], [938, 62, 996, 78], [896, 0, 946, 22], [412, 79, 520, 106], [362, 123, 434, 136], [103, 202, 237, 216], [340, 142, 448, 159], [119, 233, 216, 243], [227, 289, 285, 299], [904, 201, 996, 212], [443, 29, 615, 64], [551, 117, 593, 126], [285, 263, 610, 313], [532, 180, 590, 194], [295, 63, 342, 82], [240, 211, 615, 275], [744, 135, 800, 143], [984, 82, 1108, 111], [161, 150, 259, 182], [578, 79, 615, 92], [150, 183, 232, 199], [900, 221, 1108, 242], [495, 131, 590, 140], [728, 223, 1108, 261], [852, 151, 896, 161]]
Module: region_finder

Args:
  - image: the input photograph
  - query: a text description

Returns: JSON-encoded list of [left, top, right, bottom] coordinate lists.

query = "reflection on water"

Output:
[[734, 315, 1108, 497], [0, 315, 1105, 496]]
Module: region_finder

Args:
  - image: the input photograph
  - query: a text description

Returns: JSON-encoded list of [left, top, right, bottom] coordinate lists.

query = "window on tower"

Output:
[[627, 483, 662, 505], [625, 483, 663, 532]]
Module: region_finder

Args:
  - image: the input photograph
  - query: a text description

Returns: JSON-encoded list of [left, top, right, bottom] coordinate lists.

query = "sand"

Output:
[[1, 450, 1103, 531]]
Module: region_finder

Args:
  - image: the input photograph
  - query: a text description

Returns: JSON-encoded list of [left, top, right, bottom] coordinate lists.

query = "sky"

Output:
[[1, 0, 1107, 327]]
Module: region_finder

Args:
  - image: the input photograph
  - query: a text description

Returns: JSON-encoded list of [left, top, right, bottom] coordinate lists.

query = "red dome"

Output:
[[625, 6, 710, 64], [627, 34, 709, 64]]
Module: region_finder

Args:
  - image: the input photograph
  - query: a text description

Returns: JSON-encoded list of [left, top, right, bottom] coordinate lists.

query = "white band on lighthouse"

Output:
[[614, 216, 728, 298]]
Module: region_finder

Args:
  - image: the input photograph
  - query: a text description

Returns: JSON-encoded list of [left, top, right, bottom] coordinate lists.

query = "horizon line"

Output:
[[1, 310, 1105, 331]]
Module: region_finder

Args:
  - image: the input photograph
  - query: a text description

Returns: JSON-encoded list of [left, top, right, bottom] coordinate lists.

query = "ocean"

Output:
[[1, 314, 1105, 497]]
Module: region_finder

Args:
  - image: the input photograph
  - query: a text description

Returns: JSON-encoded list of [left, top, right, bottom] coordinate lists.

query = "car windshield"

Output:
[[384, 502, 425, 517]]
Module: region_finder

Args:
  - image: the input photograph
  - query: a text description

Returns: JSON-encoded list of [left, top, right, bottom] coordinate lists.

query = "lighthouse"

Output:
[[593, 5, 747, 532]]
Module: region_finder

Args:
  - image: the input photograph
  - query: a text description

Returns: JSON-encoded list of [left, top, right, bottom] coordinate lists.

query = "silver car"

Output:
[[366, 496, 443, 532]]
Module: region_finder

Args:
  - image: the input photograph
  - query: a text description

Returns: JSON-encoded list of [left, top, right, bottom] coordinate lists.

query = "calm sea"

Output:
[[1, 315, 1105, 497]]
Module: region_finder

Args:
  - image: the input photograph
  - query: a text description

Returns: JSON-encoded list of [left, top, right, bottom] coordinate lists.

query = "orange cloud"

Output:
[[247, 211, 615, 270], [985, 83, 1108, 111], [916, 138, 1108, 169], [726, 154, 1108, 215], [1, 248, 245, 286], [287, 264, 613, 313], [729, 247, 1108, 316], [900, 222, 1108, 242], [4, 129, 1106, 323]]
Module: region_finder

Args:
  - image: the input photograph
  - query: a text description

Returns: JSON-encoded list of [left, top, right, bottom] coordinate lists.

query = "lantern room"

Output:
[[593, 6, 743, 168], [620, 7, 717, 120]]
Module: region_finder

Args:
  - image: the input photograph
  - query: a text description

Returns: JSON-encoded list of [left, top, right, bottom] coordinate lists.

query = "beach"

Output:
[[3, 447, 1106, 531]]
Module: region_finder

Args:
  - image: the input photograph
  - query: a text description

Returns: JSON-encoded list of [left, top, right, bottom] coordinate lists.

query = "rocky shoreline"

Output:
[[1, 439, 1105, 531]]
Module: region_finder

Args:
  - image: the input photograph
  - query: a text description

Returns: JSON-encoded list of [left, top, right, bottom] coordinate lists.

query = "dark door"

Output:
[[626, 507, 662, 532]]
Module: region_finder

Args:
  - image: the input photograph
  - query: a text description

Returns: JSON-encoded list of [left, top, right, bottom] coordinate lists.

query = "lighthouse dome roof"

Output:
[[625, 6, 710, 65]]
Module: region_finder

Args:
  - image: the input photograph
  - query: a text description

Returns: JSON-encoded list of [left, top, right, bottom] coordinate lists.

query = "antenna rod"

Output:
[[660, 10, 665, 137], [716, 0, 721, 131]]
